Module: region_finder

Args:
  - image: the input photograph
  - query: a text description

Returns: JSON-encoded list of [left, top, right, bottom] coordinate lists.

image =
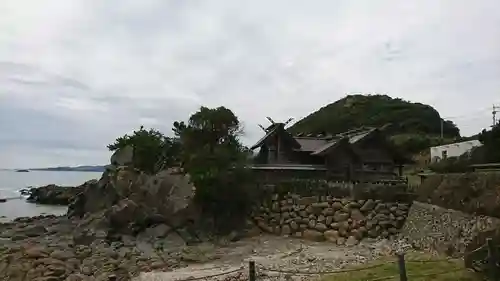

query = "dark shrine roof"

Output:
[[250, 124, 381, 156], [294, 138, 330, 152]]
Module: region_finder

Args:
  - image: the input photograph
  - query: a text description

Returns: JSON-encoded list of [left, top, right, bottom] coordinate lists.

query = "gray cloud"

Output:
[[1, 0, 500, 168]]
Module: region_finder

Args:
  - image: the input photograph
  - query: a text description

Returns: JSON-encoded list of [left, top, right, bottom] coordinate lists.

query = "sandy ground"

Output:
[[133, 235, 399, 281]]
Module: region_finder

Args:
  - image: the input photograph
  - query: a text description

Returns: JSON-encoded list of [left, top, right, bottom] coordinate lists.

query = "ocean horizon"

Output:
[[0, 170, 102, 222]]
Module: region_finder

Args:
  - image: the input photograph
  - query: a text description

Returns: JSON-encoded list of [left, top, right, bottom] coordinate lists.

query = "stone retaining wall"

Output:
[[252, 193, 411, 245], [399, 201, 500, 255], [417, 172, 500, 218]]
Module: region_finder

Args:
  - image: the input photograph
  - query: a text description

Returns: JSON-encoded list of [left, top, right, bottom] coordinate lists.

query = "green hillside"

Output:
[[289, 94, 461, 154]]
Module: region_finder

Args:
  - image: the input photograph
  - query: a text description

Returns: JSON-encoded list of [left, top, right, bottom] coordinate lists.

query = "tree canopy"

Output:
[[108, 106, 254, 233], [107, 126, 180, 174], [172, 106, 253, 232], [478, 123, 500, 163]]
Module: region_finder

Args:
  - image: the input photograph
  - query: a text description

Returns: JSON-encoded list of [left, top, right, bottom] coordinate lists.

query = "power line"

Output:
[[439, 105, 495, 139], [441, 106, 493, 120]]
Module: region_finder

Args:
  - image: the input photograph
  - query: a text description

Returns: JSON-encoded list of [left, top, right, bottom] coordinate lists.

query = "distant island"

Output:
[[27, 165, 107, 172]]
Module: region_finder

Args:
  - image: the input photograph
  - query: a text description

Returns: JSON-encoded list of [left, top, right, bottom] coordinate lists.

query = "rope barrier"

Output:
[[406, 267, 470, 278], [256, 262, 386, 275], [360, 268, 470, 281], [174, 266, 244, 281], [404, 241, 488, 264], [366, 275, 399, 281], [254, 241, 489, 280], [168, 239, 491, 281], [257, 263, 471, 281]]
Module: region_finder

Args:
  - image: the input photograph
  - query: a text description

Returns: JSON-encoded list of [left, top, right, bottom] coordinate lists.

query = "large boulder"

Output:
[[110, 145, 134, 166], [67, 166, 145, 217], [68, 165, 198, 237]]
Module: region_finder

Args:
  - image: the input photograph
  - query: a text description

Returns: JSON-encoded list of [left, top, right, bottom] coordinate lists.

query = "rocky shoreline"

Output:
[[0, 146, 246, 280], [0, 214, 225, 280], [20, 180, 98, 206]]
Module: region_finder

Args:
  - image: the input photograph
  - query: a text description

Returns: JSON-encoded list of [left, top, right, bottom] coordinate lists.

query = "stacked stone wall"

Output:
[[252, 193, 410, 245]]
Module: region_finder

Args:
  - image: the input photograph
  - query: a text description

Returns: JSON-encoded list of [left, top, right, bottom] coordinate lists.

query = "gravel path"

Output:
[[134, 235, 406, 281]]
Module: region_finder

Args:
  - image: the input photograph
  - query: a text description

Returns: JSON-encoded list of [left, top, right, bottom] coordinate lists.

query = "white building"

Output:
[[430, 140, 482, 163]]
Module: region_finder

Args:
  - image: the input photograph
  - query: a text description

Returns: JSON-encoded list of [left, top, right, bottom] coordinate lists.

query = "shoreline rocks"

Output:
[[0, 215, 189, 280], [23, 180, 98, 206]]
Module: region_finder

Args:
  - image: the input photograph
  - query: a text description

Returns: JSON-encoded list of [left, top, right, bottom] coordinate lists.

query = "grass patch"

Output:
[[321, 253, 480, 281]]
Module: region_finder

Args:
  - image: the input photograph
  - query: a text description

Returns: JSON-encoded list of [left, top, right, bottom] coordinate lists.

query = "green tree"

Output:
[[107, 126, 180, 174], [174, 106, 254, 233], [478, 124, 500, 163]]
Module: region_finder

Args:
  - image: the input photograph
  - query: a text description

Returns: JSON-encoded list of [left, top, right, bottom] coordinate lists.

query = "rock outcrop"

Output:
[[66, 156, 200, 244], [24, 180, 97, 205], [110, 145, 134, 167]]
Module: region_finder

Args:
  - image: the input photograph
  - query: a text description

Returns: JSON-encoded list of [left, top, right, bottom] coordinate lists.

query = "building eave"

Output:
[[249, 164, 327, 171]]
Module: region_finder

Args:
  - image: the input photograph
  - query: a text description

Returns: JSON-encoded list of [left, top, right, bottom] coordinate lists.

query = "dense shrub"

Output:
[[478, 124, 500, 163], [107, 126, 181, 174], [173, 106, 256, 233]]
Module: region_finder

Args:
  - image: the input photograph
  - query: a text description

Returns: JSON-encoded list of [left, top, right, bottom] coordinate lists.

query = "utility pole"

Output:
[[493, 104, 499, 127], [440, 119, 444, 140]]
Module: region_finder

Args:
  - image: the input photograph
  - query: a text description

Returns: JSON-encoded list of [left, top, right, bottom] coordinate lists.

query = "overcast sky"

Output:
[[1, 0, 500, 168]]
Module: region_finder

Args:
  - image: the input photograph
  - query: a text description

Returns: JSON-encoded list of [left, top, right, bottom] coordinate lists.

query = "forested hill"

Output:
[[288, 94, 461, 154]]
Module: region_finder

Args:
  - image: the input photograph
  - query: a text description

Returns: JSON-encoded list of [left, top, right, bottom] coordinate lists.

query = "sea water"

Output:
[[0, 170, 102, 222]]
